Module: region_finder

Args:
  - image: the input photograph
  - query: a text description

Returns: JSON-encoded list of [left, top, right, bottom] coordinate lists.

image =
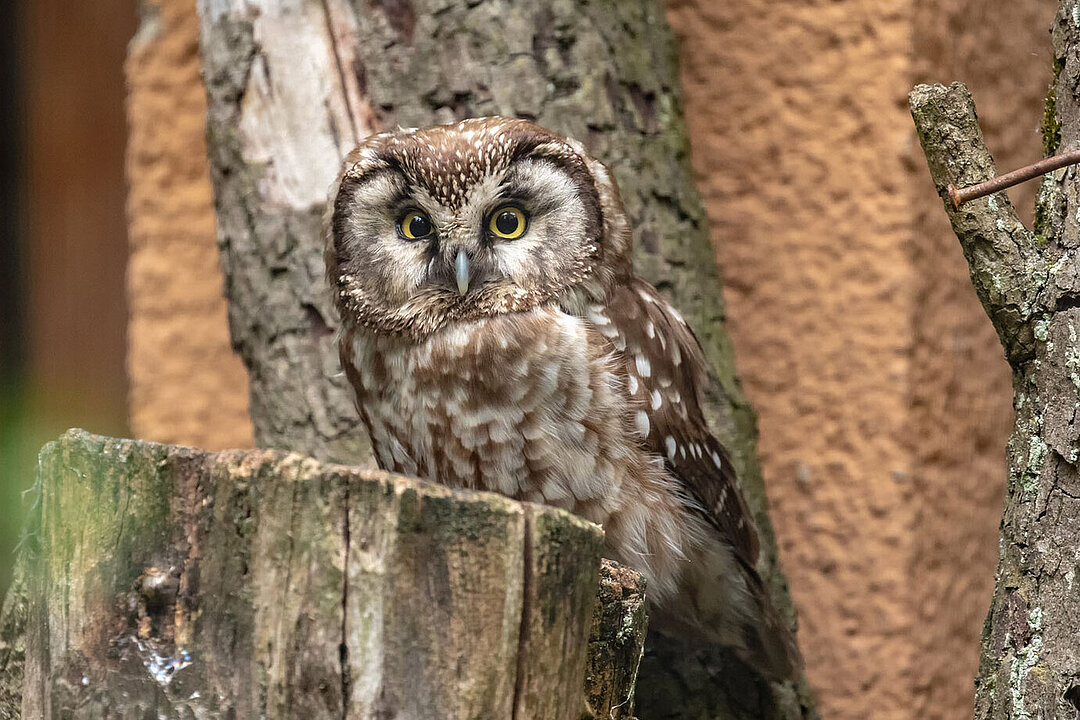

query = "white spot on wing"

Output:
[[635, 354, 652, 378], [635, 410, 650, 438], [665, 436, 677, 461], [588, 306, 611, 326], [711, 450, 723, 469], [627, 374, 639, 395], [650, 389, 662, 410]]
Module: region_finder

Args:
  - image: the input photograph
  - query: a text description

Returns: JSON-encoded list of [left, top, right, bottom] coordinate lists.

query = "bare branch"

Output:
[[910, 82, 1046, 362]]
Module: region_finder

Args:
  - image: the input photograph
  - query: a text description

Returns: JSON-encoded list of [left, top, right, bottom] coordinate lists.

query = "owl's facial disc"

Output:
[[328, 118, 608, 337]]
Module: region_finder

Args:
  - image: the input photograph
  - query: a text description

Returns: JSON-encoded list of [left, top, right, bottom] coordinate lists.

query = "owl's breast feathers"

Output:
[[341, 309, 695, 593]]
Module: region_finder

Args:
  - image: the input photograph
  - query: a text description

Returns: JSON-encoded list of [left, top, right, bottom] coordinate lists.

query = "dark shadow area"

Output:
[[1, 0, 25, 600], [636, 630, 814, 720]]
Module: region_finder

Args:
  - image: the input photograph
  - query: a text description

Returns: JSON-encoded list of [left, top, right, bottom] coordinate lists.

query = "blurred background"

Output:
[[0, 2, 1060, 719], [1, 1, 134, 597]]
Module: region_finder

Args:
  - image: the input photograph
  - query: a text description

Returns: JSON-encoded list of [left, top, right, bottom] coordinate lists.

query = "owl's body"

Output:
[[344, 300, 706, 607], [327, 117, 799, 679]]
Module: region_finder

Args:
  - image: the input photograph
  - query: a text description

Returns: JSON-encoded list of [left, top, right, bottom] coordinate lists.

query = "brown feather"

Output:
[[592, 278, 761, 566], [588, 277, 803, 678]]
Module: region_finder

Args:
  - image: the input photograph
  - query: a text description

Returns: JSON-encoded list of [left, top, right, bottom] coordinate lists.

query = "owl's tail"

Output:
[[737, 563, 804, 682], [648, 542, 805, 682]]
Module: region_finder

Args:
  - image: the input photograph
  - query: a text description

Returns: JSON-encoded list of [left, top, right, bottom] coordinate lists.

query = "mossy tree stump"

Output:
[[0, 430, 648, 719]]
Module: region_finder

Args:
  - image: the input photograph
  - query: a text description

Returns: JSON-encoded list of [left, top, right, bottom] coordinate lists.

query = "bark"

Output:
[[910, 30, 1080, 717], [196, 1, 815, 716], [0, 430, 641, 719], [586, 560, 648, 719], [0, 549, 28, 717]]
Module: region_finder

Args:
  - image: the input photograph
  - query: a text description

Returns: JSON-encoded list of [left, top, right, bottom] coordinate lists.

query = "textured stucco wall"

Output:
[[125, 0, 253, 450], [124, 1, 1053, 718], [664, 2, 918, 716], [665, 2, 1052, 719]]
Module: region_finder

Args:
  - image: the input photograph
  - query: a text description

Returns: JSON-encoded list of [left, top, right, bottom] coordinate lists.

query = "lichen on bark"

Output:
[[910, 17, 1080, 712]]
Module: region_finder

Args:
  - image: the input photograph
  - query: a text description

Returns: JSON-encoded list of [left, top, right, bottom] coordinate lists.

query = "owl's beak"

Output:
[[455, 248, 470, 295]]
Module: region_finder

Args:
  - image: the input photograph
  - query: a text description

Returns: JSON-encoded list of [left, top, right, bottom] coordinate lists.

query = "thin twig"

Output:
[[947, 148, 1080, 209]]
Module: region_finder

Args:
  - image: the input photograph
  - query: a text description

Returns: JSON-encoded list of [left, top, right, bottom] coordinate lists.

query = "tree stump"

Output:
[[586, 561, 647, 719], [0, 430, 647, 719]]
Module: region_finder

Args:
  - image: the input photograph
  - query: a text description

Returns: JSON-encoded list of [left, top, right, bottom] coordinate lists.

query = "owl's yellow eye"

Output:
[[399, 210, 433, 240], [488, 206, 527, 240]]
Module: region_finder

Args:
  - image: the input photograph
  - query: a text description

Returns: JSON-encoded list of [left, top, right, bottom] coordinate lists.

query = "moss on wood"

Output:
[[911, 69, 1080, 720], [1, 431, 630, 719]]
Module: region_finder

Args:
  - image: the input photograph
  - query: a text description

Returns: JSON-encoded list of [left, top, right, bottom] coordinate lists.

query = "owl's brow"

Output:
[[340, 166, 410, 207], [498, 159, 578, 215]]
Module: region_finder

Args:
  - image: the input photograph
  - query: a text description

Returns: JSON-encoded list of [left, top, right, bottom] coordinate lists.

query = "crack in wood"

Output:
[[511, 510, 532, 720], [339, 472, 351, 719]]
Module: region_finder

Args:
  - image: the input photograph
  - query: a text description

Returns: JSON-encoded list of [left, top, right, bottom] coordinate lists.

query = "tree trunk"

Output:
[[196, 1, 815, 716], [910, 9, 1080, 714], [0, 430, 651, 719]]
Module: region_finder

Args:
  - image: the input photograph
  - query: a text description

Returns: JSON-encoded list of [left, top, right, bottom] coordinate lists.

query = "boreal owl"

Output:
[[325, 117, 800, 679]]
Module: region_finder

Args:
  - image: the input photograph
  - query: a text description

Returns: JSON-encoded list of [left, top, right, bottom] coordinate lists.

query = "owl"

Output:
[[324, 117, 800, 679]]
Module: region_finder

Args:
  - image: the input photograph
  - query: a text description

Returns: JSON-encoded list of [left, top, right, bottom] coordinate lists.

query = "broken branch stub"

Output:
[[909, 82, 1043, 363]]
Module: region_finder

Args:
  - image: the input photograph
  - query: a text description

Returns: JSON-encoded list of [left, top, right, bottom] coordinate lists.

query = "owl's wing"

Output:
[[587, 278, 803, 679], [589, 278, 760, 569]]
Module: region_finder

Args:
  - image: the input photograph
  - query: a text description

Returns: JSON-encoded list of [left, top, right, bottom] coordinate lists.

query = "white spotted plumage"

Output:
[[344, 307, 693, 603], [326, 116, 801, 679]]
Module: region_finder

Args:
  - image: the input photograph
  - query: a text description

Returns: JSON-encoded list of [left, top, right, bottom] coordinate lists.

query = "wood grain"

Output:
[[1, 430, 624, 719]]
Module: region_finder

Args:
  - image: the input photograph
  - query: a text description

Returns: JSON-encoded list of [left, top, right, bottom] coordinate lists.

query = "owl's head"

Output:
[[325, 117, 632, 338]]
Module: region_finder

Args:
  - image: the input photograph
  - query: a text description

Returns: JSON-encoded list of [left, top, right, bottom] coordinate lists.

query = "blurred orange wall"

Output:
[[665, 2, 1052, 719]]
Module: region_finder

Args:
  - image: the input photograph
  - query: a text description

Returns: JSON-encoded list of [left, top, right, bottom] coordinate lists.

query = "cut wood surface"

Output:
[[0, 430, 642, 719]]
